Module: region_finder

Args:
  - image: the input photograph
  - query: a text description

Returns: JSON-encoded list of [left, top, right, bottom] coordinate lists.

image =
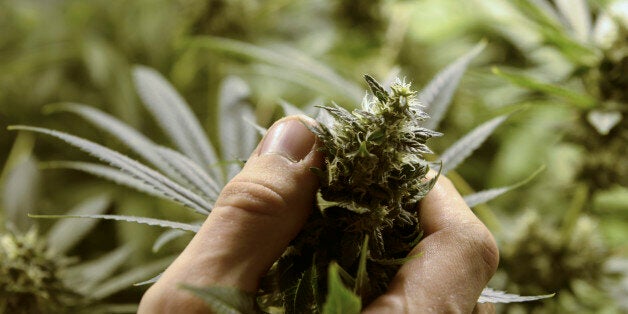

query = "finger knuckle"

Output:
[[218, 178, 289, 215], [465, 223, 500, 276]]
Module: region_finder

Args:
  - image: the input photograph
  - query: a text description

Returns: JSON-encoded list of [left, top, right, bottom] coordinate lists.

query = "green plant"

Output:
[[10, 43, 555, 312], [0, 134, 173, 313], [475, 0, 628, 311], [492, 0, 627, 192], [257, 75, 442, 311]]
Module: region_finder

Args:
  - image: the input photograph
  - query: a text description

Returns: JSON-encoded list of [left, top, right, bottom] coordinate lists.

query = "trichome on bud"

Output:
[[260, 75, 441, 311]]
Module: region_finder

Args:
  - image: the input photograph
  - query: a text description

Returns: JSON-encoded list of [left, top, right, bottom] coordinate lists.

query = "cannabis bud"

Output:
[[0, 227, 82, 313], [500, 212, 613, 313], [311, 75, 441, 225], [260, 75, 441, 311]]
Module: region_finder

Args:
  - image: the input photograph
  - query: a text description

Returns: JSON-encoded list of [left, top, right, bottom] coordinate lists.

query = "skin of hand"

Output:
[[138, 115, 499, 314]]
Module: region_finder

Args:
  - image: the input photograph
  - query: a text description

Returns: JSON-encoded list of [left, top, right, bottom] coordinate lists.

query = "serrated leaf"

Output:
[[181, 285, 258, 314], [47, 194, 111, 254], [464, 165, 545, 207], [64, 245, 133, 293], [555, 0, 591, 42], [322, 263, 361, 314], [440, 115, 509, 174], [133, 66, 220, 178], [218, 76, 258, 181], [492, 67, 597, 108], [9, 125, 212, 214], [156, 147, 221, 201], [46, 103, 174, 177], [152, 228, 188, 253], [190, 37, 363, 103], [29, 213, 200, 232], [364, 75, 388, 103], [419, 41, 486, 130], [315, 106, 336, 130], [48, 103, 221, 197], [44, 161, 172, 202], [478, 287, 554, 303], [89, 255, 175, 299]]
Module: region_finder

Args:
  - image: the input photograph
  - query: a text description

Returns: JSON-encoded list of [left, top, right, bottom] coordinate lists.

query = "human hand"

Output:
[[138, 115, 499, 313]]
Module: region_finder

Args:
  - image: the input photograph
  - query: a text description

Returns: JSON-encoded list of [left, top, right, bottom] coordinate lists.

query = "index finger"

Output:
[[364, 175, 499, 313]]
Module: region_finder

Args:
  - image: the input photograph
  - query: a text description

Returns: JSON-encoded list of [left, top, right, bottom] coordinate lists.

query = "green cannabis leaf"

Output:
[[321, 263, 362, 314]]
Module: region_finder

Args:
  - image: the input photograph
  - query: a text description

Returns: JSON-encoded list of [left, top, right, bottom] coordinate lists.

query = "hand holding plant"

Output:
[[137, 115, 498, 314]]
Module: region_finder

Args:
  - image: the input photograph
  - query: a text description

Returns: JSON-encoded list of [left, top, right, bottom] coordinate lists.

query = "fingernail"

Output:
[[260, 118, 316, 162]]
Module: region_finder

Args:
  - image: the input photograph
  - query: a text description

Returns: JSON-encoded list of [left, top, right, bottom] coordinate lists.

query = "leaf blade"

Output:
[[64, 245, 134, 294], [47, 194, 111, 254], [419, 41, 486, 130], [45, 161, 172, 201], [464, 166, 545, 207], [152, 228, 188, 253], [29, 213, 200, 233], [322, 263, 361, 314], [492, 67, 597, 108], [133, 66, 220, 177], [10, 125, 212, 214], [89, 256, 175, 300], [190, 37, 363, 103], [218, 76, 258, 180], [440, 115, 509, 174]]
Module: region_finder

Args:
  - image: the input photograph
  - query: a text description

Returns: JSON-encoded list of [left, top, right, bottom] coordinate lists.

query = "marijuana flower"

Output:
[[259, 75, 441, 311]]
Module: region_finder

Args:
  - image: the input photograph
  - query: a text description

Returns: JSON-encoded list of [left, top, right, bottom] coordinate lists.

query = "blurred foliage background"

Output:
[[1, 0, 627, 312]]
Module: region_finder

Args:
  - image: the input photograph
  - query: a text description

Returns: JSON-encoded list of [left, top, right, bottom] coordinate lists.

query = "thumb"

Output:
[[199, 115, 322, 290], [139, 116, 322, 313]]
